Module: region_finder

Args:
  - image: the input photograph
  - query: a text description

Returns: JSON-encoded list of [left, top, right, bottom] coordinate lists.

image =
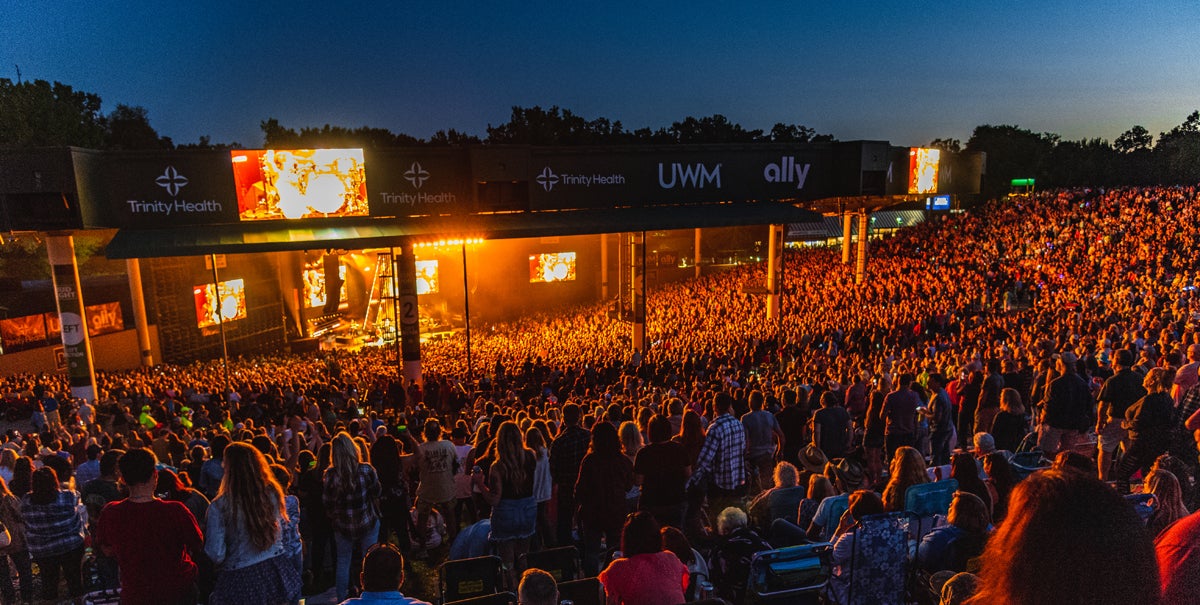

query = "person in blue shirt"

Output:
[[338, 543, 431, 605]]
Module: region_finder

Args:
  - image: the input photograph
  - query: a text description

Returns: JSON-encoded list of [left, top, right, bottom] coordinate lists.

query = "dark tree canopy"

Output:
[[0, 78, 107, 148]]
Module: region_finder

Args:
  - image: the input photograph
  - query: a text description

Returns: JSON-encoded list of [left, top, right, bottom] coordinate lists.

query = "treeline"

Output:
[[3, 78, 1199, 196]]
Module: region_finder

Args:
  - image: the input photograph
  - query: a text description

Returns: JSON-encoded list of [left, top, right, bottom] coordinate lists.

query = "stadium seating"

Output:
[[439, 555, 505, 603]]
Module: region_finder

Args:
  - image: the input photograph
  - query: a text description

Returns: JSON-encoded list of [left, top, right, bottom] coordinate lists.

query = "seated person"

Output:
[[518, 568, 558, 605], [708, 507, 772, 604], [881, 446, 929, 512], [599, 511, 688, 605], [828, 490, 890, 605], [661, 526, 709, 602], [747, 461, 805, 531], [337, 543, 431, 605], [916, 491, 990, 574]]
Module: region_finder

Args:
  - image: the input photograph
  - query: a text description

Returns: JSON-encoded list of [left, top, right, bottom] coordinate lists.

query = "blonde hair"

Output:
[[495, 421, 533, 490], [773, 461, 799, 488], [217, 442, 285, 551], [328, 432, 363, 492], [618, 420, 643, 459]]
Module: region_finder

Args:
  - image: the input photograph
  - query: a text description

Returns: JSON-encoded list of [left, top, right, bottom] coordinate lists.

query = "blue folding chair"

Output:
[[846, 512, 909, 605], [746, 542, 832, 604], [905, 479, 959, 541], [820, 494, 851, 540]]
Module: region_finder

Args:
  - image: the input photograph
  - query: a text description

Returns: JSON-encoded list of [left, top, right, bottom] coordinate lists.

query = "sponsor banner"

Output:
[[50, 261, 95, 393], [44, 313, 61, 341], [365, 149, 474, 217], [99, 151, 239, 228], [396, 252, 421, 363], [0, 314, 48, 348], [86, 302, 125, 337], [528, 148, 832, 210]]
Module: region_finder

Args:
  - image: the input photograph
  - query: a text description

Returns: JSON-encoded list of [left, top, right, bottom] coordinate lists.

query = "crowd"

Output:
[[0, 184, 1199, 604]]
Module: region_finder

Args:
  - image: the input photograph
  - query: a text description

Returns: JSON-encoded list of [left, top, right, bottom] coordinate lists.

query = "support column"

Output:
[[600, 233, 609, 299], [630, 232, 646, 352], [856, 211, 870, 284], [397, 243, 422, 385], [694, 227, 702, 279], [125, 258, 154, 367], [47, 234, 97, 401], [766, 224, 784, 320], [842, 213, 854, 264]]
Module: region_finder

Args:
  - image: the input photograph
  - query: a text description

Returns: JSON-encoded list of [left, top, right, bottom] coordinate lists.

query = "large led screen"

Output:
[[415, 260, 439, 295], [908, 148, 940, 195], [302, 262, 348, 308], [529, 252, 577, 283], [231, 149, 368, 220], [194, 279, 247, 328]]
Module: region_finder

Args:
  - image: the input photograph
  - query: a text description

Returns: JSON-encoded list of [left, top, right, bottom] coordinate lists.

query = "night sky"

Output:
[[3, 1, 1198, 148]]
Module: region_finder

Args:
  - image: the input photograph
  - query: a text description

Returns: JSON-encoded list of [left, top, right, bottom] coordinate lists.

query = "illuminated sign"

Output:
[[231, 149, 368, 220]]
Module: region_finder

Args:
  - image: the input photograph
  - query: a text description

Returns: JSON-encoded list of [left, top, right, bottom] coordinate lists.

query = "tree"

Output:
[[0, 79, 106, 148], [1114, 125, 1152, 153], [929, 138, 962, 153], [105, 104, 173, 149], [1156, 110, 1200, 184], [666, 114, 762, 144], [965, 125, 1057, 197]]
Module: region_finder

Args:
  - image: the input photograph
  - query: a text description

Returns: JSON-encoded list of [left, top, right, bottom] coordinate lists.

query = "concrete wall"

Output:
[[0, 326, 161, 375]]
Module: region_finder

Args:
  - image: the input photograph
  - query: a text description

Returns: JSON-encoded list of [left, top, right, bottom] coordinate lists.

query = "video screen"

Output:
[[908, 148, 940, 195], [415, 260, 439, 295], [530, 252, 577, 283], [230, 149, 368, 221], [927, 194, 951, 211], [194, 278, 247, 328], [302, 262, 348, 308]]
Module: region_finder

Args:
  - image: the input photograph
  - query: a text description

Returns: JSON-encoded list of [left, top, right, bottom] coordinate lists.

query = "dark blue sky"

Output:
[[4, 1, 1198, 148]]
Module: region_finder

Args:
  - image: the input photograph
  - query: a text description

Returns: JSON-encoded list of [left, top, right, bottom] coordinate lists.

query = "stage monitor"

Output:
[[415, 260, 439, 295], [926, 195, 951, 211], [230, 149, 368, 220], [530, 252, 577, 283], [302, 261, 348, 308], [194, 278, 247, 328], [908, 148, 941, 194]]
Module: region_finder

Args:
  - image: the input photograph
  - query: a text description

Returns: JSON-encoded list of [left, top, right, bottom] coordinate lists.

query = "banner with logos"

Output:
[[99, 151, 239, 228], [365, 149, 475, 217], [86, 302, 124, 337], [0, 314, 48, 349]]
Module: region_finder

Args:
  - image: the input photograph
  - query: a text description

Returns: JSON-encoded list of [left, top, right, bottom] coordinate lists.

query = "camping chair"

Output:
[[1010, 451, 1050, 481], [904, 479, 959, 541], [439, 555, 504, 603], [847, 512, 910, 605], [444, 592, 517, 605], [556, 577, 605, 605], [820, 493, 851, 540], [518, 545, 581, 581], [745, 542, 832, 604], [1126, 492, 1155, 522]]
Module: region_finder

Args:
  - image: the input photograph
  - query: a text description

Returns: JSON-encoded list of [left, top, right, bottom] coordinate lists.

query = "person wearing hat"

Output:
[[797, 444, 829, 477], [1036, 352, 1093, 456]]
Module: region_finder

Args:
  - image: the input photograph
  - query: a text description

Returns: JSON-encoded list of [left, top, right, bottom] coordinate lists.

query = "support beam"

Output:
[[842, 213, 853, 264], [630, 232, 646, 352], [600, 232, 609, 299], [856, 211, 870, 284], [125, 258, 154, 367], [766, 223, 784, 320], [397, 243, 422, 385], [694, 227, 702, 279], [47, 234, 97, 402]]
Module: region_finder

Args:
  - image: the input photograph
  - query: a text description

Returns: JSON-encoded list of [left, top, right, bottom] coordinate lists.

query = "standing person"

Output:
[[926, 374, 955, 466], [741, 391, 784, 495], [1171, 344, 1200, 406], [689, 392, 748, 524], [525, 426, 554, 548], [324, 433, 382, 601], [975, 359, 1005, 439], [21, 467, 85, 602], [882, 374, 921, 461], [205, 442, 302, 605], [0, 476, 32, 603], [1096, 349, 1148, 480], [575, 422, 634, 576], [1116, 368, 1177, 494], [549, 403, 590, 546], [634, 414, 691, 529], [413, 421, 458, 557], [370, 434, 412, 557], [1038, 352, 1094, 456], [474, 421, 538, 587], [812, 391, 852, 462], [989, 388, 1030, 453], [94, 448, 204, 605], [775, 388, 809, 464], [200, 434, 230, 499]]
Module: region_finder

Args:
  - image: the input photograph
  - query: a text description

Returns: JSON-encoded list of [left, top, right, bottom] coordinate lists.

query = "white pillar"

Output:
[[856, 212, 870, 284], [125, 258, 154, 367], [766, 224, 784, 320], [694, 227, 702, 279], [47, 234, 97, 401], [601, 233, 609, 299], [842, 213, 853, 264]]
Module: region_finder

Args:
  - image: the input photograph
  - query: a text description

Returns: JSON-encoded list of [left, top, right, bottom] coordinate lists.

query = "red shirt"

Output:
[[598, 551, 689, 605], [1156, 510, 1200, 605], [94, 498, 203, 605]]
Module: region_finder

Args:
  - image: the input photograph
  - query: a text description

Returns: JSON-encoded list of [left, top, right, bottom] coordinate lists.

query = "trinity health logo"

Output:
[[155, 166, 189, 196]]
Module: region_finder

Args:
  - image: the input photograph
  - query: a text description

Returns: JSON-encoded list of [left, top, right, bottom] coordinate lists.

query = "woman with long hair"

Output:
[[9, 457, 32, 498], [982, 453, 1017, 524], [950, 452, 993, 518], [525, 426, 554, 548], [205, 442, 301, 605], [1144, 469, 1189, 538], [882, 446, 929, 512], [863, 391, 887, 489], [323, 432, 382, 601], [1117, 367, 1177, 493], [369, 433, 412, 556], [969, 469, 1160, 605], [474, 421, 537, 586], [0, 475, 32, 603], [673, 411, 706, 540], [575, 421, 634, 576], [989, 388, 1029, 452], [599, 512, 689, 605], [21, 466, 85, 601], [156, 467, 210, 525]]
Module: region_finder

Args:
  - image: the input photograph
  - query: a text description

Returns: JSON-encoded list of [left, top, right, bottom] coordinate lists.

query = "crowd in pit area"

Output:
[[1, 184, 1200, 604]]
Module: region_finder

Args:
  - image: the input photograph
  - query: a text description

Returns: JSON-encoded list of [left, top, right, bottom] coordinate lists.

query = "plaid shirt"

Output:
[[21, 490, 85, 558], [323, 463, 381, 539], [1178, 382, 1200, 429], [549, 424, 591, 487], [691, 413, 747, 491]]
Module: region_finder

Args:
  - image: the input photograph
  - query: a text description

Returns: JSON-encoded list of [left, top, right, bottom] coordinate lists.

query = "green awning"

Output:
[[104, 201, 821, 258]]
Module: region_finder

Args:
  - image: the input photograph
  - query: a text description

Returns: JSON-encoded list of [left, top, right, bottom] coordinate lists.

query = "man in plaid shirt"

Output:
[[550, 403, 590, 545], [690, 392, 747, 520]]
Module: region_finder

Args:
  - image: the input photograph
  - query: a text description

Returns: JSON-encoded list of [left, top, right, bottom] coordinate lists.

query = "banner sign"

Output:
[[100, 151, 239, 228], [0, 314, 48, 348], [365, 149, 475, 217], [86, 302, 125, 337]]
